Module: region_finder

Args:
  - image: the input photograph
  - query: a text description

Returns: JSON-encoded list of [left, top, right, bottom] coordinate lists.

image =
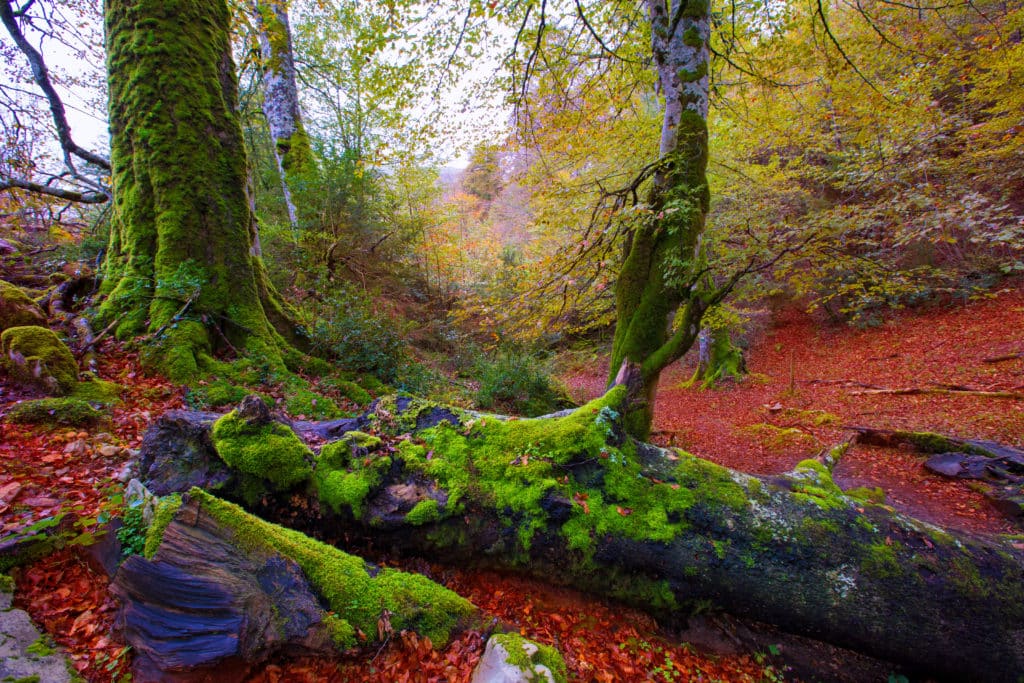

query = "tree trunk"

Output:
[[135, 393, 1024, 682], [99, 0, 302, 380], [609, 1, 714, 439], [250, 0, 316, 234]]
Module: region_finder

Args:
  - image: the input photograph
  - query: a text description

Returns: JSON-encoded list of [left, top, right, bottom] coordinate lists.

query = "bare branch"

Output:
[[0, 175, 108, 203], [0, 0, 110, 172]]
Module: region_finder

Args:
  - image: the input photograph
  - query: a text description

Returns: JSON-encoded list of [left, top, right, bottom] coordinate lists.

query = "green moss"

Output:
[[314, 432, 388, 518], [195, 379, 249, 407], [144, 493, 182, 558], [1, 326, 78, 395], [743, 423, 816, 451], [70, 377, 123, 403], [0, 572, 13, 592], [406, 499, 441, 526], [333, 380, 372, 406], [285, 387, 341, 419], [490, 633, 568, 683], [846, 486, 886, 504], [190, 488, 475, 647], [0, 279, 46, 332], [25, 636, 55, 657], [4, 398, 107, 427], [861, 541, 903, 578], [3, 675, 41, 683], [789, 460, 847, 510], [385, 387, 749, 560], [899, 431, 994, 457], [322, 613, 357, 650], [212, 410, 313, 490], [100, 0, 295, 381]]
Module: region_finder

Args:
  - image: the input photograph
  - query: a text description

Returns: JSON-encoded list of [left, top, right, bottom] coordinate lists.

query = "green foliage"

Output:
[[116, 504, 147, 557], [473, 346, 569, 417], [305, 286, 414, 386]]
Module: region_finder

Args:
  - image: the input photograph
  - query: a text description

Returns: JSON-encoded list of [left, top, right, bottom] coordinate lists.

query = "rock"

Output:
[[0, 279, 46, 332], [0, 587, 74, 683], [1, 325, 79, 395], [470, 633, 567, 683]]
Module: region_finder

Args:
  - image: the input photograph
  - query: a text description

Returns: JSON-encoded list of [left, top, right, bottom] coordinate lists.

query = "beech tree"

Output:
[[249, 0, 316, 233], [99, 0, 302, 379]]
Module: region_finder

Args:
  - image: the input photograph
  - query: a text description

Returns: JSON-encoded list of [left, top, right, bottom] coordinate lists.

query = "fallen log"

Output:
[[849, 387, 1024, 399], [112, 487, 476, 682], [133, 392, 1024, 682], [846, 427, 1024, 521]]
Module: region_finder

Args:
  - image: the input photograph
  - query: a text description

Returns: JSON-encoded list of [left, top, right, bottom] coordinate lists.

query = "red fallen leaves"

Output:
[[563, 284, 1024, 536], [13, 549, 130, 682]]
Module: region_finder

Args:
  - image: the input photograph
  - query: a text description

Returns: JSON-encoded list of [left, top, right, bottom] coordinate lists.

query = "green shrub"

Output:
[[307, 287, 409, 384], [474, 347, 569, 417]]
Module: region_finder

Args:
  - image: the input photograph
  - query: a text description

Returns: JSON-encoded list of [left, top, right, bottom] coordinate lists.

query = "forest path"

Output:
[[562, 283, 1024, 536]]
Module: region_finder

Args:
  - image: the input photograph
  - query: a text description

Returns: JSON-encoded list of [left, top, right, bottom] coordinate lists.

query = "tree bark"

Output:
[[250, 0, 316, 234], [99, 0, 303, 380], [135, 393, 1024, 682], [608, 1, 715, 439]]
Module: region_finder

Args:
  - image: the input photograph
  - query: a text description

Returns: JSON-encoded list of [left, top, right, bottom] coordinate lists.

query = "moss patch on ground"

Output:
[[4, 397, 108, 427], [188, 488, 475, 649]]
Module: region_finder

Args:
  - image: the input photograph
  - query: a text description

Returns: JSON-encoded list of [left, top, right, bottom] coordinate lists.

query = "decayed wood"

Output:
[[112, 497, 337, 682]]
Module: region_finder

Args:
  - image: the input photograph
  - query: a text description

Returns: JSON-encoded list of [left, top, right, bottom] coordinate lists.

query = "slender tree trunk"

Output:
[[609, 0, 713, 439], [100, 0, 302, 380], [250, 0, 316, 235]]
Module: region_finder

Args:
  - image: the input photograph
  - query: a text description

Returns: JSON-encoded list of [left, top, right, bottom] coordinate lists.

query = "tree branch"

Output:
[[0, 0, 110, 172], [0, 176, 109, 203]]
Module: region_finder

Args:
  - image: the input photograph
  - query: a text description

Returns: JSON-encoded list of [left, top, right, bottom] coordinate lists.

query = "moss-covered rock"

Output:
[[0, 280, 46, 332], [211, 409, 313, 491], [1, 326, 78, 395], [4, 398, 107, 427], [472, 633, 567, 683]]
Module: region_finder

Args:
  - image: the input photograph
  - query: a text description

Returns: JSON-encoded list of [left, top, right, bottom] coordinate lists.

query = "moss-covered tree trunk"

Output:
[[100, 0, 302, 380], [251, 0, 316, 234], [135, 394, 1024, 681], [609, 0, 716, 439]]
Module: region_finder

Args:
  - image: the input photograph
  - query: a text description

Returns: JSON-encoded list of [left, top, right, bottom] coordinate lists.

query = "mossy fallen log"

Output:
[[135, 392, 1024, 681], [112, 487, 475, 682]]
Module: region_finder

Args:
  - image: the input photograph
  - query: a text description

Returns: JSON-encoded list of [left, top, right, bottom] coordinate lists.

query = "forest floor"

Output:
[[562, 283, 1024, 537], [2, 285, 1023, 682]]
